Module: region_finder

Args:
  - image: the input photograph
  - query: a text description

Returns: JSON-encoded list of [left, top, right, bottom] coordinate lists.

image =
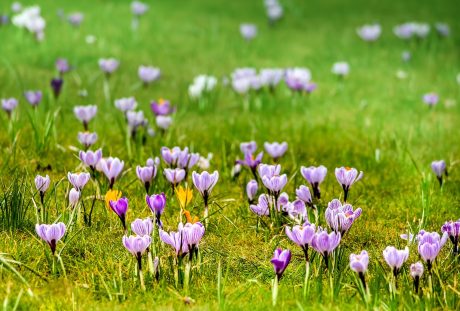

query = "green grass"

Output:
[[1, 0, 460, 309]]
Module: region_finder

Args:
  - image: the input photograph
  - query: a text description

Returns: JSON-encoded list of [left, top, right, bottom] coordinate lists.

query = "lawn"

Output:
[[0, 0, 460, 310]]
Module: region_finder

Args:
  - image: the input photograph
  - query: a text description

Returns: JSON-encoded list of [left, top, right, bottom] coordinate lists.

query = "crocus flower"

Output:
[[282, 199, 307, 223], [258, 164, 281, 179], [383, 246, 409, 277], [240, 23, 257, 41], [126, 110, 146, 136], [350, 250, 369, 288], [285, 68, 311, 92], [295, 185, 312, 206], [138, 66, 160, 85], [231, 163, 242, 179], [246, 179, 258, 204], [109, 197, 129, 231], [311, 228, 341, 267], [393, 23, 415, 39], [240, 141, 257, 154], [78, 132, 98, 149], [164, 168, 186, 188], [183, 222, 205, 257], [156, 115, 173, 130], [250, 194, 270, 216], [67, 172, 90, 191], [99, 157, 124, 188], [79, 149, 102, 171], [266, 4, 283, 24], [122, 235, 151, 283], [151, 99, 175, 116], [189, 75, 218, 98], [325, 199, 362, 235], [35, 222, 66, 255], [300, 165, 327, 199], [69, 188, 80, 207], [146, 193, 166, 228], [356, 24, 382, 42], [236, 152, 263, 179], [285, 223, 316, 261], [410, 262, 424, 293], [262, 174, 287, 198], [99, 58, 119, 75], [441, 220, 460, 255], [24, 90, 42, 107], [73, 105, 97, 130], [1, 98, 18, 117], [417, 230, 448, 270], [335, 167, 363, 202], [304, 82, 317, 94], [35, 174, 50, 203], [192, 171, 219, 206], [332, 62, 350, 77], [131, 218, 153, 236], [159, 223, 189, 257], [67, 12, 84, 27], [105, 189, 122, 209], [115, 97, 137, 113], [259, 69, 284, 89], [423, 93, 439, 107], [271, 248, 291, 280], [264, 142, 288, 161], [50, 78, 63, 98], [131, 1, 149, 16], [137, 165, 157, 193], [55, 58, 70, 74], [431, 160, 447, 186]]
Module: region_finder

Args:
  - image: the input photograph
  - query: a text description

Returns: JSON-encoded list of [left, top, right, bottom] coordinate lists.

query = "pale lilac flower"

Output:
[[271, 248, 291, 280], [79, 149, 102, 171], [74, 105, 97, 130], [335, 167, 363, 202], [236, 152, 263, 178], [240, 23, 257, 41], [412, 23, 430, 38], [99, 157, 124, 188], [164, 168, 186, 187], [311, 229, 341, 267], [258, 164, 281, 179], [67, 12, 83, 27], [126, 110, 146, 135], [393, 23, 415, 39], [423, 93, 439, 106], [146, 193, 166, 228], [266, 3, 283, 23], [55, 58, 70, 74], [183, 222, 205, 254], [417, 230, 448, 270], [259, 69, 284, 88], [138, 66, 160, 84], [356, 24, 381, 42], [156, 115, 172, 130], [285, 223, 316, 261], [231, 163, 242, 179], [159, 223, 189, 257], [410, 262, 424, 293], [250, 194, 270, 216], [67, 172, 90, 191], [240, 141, 257, 154], [192, 171, 219, 206], [35, 175, 50, 200], [277, 192, 289, 210], [24, 90, 42, 107], [146, 157, 160, 168], [246, 179, 258, 203], [331, 62, 350, 77], [35, 222, 66, 254], [131, 218, 153, 236], [110, 197, 129, 230], [282, 199, 307, 222], [131, 1, 149, 16], [295, 185, 312, 206], [304, 82, 317, 94], [136, 165, 157, 193], [350, 250, 369, 274], [262, 174, 287, 197], [285, 68, 311, 91], [1, 98, 18, 116], [264, 142, 288, 160], [99, 58, 119, 74], [442, 220, 460, 255], [383, 246, 409, 276], [69, 188, 80, 207], [122, 235, 151, 269], [78, 132, 98, 148], [115, 97, 137, 113], [325, 199, 362, 235], [431, 160, 447, 186], [12, 2, 22, 13]]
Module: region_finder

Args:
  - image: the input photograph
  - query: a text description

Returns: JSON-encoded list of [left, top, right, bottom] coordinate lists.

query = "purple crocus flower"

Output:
[[236, 152, 264, 179], [35, 174, 51, 204], [335, 167, 363, 202], [161, 146, 188, 168], [115, 97, 137, 113], [146, 193, 166, 228], [136, 165, 157, 193], [332, 62, 350, 77], [295, 185, 312, 206], [282, 199, 307, 222], [159, 223, 189, 257], [192, 171, 219, 206], [431, 160, 447, 186], [262, 174, 287, 198], [356, 24, 382, 42], [300, 165, 327, 199], [349, 250, 369, 287], [99, 157, 124, 189], [69, 188, 80, 207], [131, 218, 153, 236], [79, 149, 102, 171], [258, 164, 281, 179], [78, 132, 98, 149], [150, 99, 175, 116], [35, 222, 66, 255], [410, 262, 424, 293], [250, 194, 270, 216], [183, 222, 205, 257], [240, 141, 257, 154], [260, 68, 284, 89], [55, 58, 70, 74], [240, 23, 257, 41], [122, 235, 151, 272], [138, 66, 160, 85], [311, 228, 341, 268], [285, 68, 311, 92], [285, 223, 316, 261], [423, 93, 439, 107], [24, 90, 42, 107], [325, 199, 362, 235], [67, 172, 91, 191], [441, 220, 460, 255], [50, 78, 64, 99], [146, 157, 160, 168], [246, 179, 258, 204], [271, 248, 291, 280], [131, 1, 149, 16], [74, 105, 97, 130], [1, 98, 18, 117], [126, 110, 146, 137], [417, 230, 448, 270], [99, 58, 119, 75], [264, 142, 288, 161], [156, 115, 173, 130], [109, 197, 129, 231], [383, 246, 409, 277], [304, 82, 317, 94], [67, 12, 84, 27], [163, 168, 186, 188]]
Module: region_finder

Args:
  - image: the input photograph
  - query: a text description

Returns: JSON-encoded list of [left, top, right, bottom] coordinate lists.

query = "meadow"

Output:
[[0, 0, 460, 310]]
